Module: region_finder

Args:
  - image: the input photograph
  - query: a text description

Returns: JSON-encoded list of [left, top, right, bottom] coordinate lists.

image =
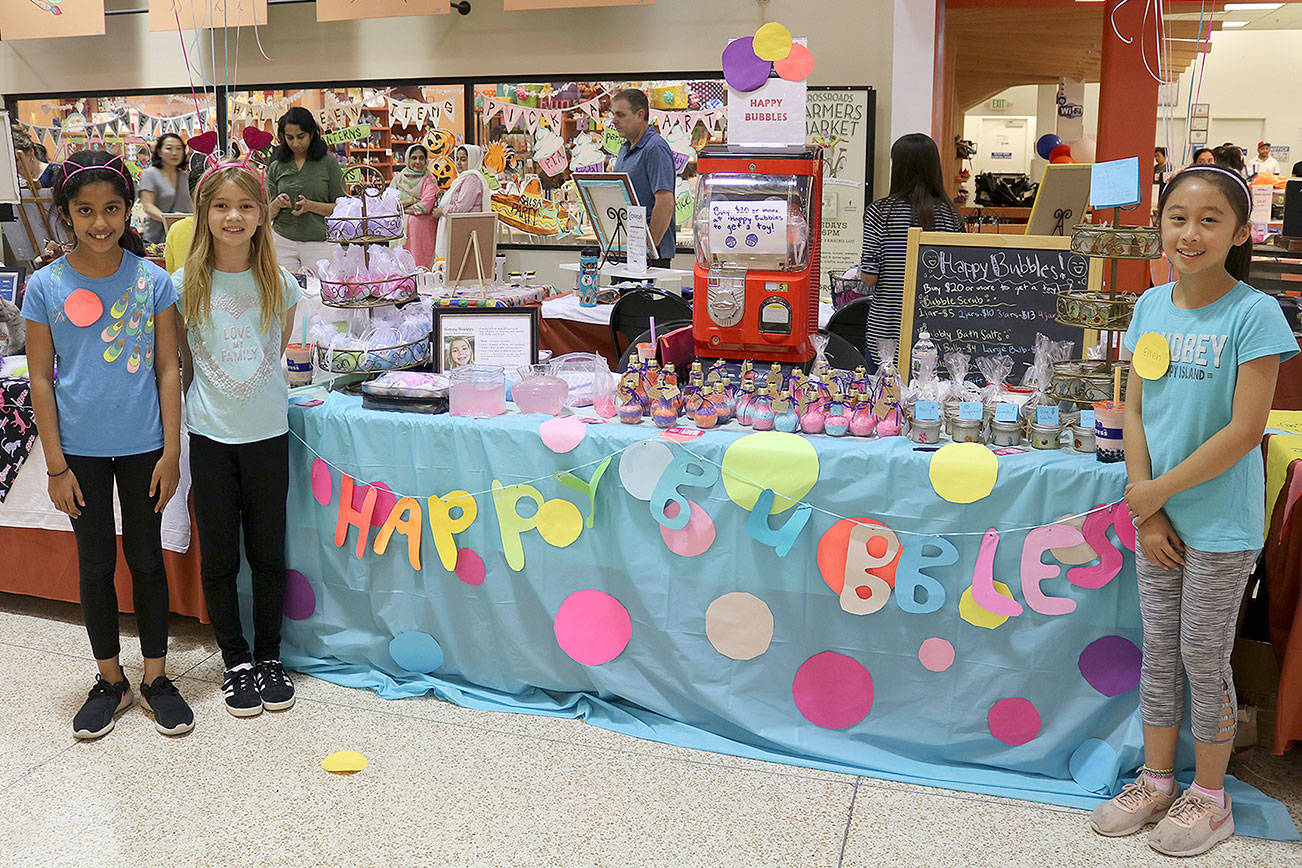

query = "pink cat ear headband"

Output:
[[189, 127, 276, 197], [57, 153, 132, 192]]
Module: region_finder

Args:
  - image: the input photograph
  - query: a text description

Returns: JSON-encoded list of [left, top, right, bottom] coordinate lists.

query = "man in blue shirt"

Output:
[[610, 88, 677, 266]]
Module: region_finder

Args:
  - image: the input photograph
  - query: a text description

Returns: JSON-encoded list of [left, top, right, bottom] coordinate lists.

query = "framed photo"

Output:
[[572, 173, 659, 259], [1189, 115, 1209, 132], [1191, 103, 1210, 118], [1190, 129, 1208, 145], [0, 266, 24, 306], [432, 306, 539, 373]]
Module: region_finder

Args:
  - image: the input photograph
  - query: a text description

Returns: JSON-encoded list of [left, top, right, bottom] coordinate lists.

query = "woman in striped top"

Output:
[[860, 134, 964, 363]]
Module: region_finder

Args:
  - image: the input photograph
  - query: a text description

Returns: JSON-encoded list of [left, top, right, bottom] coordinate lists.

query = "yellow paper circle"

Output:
[[753, 22, 794, 62], [537, 498, 583, 547], [928, 442, 998, 504], [721, 431, 820, 514], [959, 581, 1015, 630], [322, 750, 368, 773], [1132, 333, 1171, 381]]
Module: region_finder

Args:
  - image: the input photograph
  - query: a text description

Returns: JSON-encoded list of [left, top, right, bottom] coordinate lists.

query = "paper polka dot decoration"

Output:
[[705, 592, 773, 660], [988, 697, 1041, 746], [1069, 738, 1119, 794], [792, 651, 873, 729], [283, 569, 317, 621], [753, 22, 793, 62], [539, 416, 586, 453], [1078, 635, 1142, 697], [310, 459, 333, 506], [322, 750, 368, 774], [918, 637, 955, 672], [722, 37, 772, 93], [928, 443, 998, 504], [958, 580, 1015, 629], [774, 42, 814, 82], [553, 590, 632, 666], [389, 630, 445, 673], [454, 548, 486, 586]]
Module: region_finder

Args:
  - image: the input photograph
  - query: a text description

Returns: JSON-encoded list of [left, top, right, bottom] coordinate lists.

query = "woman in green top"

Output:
[[266, 107, 345, 277]]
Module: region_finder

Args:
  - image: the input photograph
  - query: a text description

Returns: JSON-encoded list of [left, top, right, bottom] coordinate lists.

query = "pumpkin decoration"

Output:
[[429, 155, 458, 190], [482, 140, 513, 174], [425, 127, 456, 158]]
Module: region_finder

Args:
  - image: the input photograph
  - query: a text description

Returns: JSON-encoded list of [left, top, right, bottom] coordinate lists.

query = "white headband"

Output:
[[1173, 164, 1252, 212]]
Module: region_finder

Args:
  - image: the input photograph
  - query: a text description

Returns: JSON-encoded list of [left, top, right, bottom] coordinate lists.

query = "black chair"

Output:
[[816, 329, 868, 371], [609, 288, 692, 359], [824, 297, 871, 362], [624, 319, 693, 366]]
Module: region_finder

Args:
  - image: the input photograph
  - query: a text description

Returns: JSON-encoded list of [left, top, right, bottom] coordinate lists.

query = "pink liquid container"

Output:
[[513, 364, 569, 415], [450, 364, 506, 417]]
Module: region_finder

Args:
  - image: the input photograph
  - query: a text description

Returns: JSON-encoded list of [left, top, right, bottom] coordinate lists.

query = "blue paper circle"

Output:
[[1035, 133, 1063, 161], [389, 630, 444, 673], [1069, 738, 1118, 794]]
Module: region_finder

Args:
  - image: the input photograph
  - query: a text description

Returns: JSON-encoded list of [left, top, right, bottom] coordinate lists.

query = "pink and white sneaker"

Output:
[[1148, 790, 1234, 857], [1090, 775, 1176, 837]]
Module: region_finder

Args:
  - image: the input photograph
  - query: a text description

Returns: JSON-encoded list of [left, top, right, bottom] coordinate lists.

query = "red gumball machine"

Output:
[[692, 144, 823, 363]]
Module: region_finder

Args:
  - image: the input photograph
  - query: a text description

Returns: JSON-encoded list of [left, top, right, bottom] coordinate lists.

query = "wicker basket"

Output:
[[1056, 289, 1136, 330], [1070, 223, 1162, 260], [319, 273, 418, 308], [1049, 360, 1130, 404], [315, 337, 429, 373]]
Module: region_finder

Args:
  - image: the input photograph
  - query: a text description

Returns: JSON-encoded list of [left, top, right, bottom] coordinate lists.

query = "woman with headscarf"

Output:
[[433, 145, 493, 268], [391, 144, 440, 270]]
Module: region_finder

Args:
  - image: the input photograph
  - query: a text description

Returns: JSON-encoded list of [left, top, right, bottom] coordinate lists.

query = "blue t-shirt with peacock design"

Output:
[[21, 252, 177, 457]]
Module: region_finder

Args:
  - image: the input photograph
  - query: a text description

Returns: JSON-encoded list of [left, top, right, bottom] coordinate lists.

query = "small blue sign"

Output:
[[959, 402, 983, 421], [914, 401, 940, 422], [1080, 409, 1096, 429], [994, 402, 1018, 423], [1035, 405, 1061, 427]]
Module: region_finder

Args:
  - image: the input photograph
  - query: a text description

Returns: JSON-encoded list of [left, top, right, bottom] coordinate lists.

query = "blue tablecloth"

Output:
[[281, 392, 1297, 841]]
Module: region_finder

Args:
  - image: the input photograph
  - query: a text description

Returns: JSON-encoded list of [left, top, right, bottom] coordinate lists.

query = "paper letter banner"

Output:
[[2, 0, 105, 39], [149, 0, 268, 30], [316, 0, 450, 22], [505, 0, 654, 8]]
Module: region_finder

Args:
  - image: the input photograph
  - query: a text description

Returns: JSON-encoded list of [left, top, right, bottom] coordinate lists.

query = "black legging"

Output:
[[64, 449, 170, 661], [189, 433, 289, 668]]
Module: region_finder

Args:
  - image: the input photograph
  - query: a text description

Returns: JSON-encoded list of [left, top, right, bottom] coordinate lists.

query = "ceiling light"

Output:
[[1223, 3, 1282, 10], [1222, 21, 1249, 27]]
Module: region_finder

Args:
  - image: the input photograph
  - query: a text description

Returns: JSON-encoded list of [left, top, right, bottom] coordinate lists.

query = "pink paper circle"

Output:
[[774, 42, 815, 82], [918, 637, 955, 672], [283, 569, 316, 621], [310, 458, 333, 506], [539, 416, 586, 453], [722, 37, 772, 93], [64, 288, 103, 327], [351, 480, 397, 528], [659, 500, 716, 557], [988, 697, 1041, 746], [554, 590, 632, 666], [792, 651, 874, 729], [454, 548, 486, 587]]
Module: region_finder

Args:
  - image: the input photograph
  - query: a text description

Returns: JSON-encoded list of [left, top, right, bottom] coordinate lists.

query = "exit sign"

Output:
[[990, 98, 1008, 110]]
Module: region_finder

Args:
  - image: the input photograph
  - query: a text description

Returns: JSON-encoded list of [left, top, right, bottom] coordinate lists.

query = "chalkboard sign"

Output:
[[897, 228, 1102, 379]]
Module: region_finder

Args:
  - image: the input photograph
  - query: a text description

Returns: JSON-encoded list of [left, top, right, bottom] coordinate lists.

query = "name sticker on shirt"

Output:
[[1132, 333, 1171, 380]]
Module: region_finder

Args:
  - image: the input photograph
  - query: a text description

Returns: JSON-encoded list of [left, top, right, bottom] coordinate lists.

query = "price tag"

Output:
[[1035, 405, 1060, 426], [914, 401, 940, 421], [958, 402, 983, 421], [1080, 409, 1096, 429], [994, 402, 1018, 423]]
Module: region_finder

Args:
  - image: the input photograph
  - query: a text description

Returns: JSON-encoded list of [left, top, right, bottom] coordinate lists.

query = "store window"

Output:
[[227, 85, 465, 183], [13, 92, 219, 179], [471, 79, 729, 250]]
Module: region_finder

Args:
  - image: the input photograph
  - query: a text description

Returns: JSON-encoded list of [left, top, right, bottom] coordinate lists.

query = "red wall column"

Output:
[[1096, 0, 1159, 292]]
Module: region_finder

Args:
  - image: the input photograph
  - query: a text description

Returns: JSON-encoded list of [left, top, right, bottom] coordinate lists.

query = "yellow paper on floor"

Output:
[[322, 750, 368, 773]]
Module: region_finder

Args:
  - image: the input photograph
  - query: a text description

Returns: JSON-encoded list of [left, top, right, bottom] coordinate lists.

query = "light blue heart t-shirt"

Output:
[[1124, 281, 1299, 551], [174, 266, 300, 444]]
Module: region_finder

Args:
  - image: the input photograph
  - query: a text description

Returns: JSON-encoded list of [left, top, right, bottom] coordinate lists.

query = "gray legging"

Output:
[[1136, 543, 1260, 744]]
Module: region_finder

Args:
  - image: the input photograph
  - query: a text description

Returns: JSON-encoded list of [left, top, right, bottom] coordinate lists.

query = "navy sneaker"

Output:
[[222, 663, 262, 717], [72, 676, 134, 740], [254, 659, 295, 711], [139, 676, 195, 736]]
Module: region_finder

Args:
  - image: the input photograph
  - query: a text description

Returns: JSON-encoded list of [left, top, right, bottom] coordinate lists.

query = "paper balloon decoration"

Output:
[[1049, 143, 1072, 162], [722, 37, 772, 93], [1035, 133, 1063, 161], [722, 24, 814, 91]]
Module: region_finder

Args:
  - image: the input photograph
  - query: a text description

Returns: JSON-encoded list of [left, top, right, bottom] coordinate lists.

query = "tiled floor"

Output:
[[2, 592, 1299, 867]]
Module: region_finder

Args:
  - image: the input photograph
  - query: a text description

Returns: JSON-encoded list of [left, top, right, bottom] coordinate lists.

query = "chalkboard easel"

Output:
[[897, 228, 1103, 379]]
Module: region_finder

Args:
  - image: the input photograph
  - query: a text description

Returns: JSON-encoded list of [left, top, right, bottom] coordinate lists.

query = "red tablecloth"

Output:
[[538, 317, 620, 367], [1267, 456, 1302, 754]]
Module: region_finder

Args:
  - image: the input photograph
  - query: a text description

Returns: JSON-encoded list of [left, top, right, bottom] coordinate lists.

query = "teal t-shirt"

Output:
[[21, 253, 177, 457], [175, 265, 301, 444], [1124, 281, 1299, 551]]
